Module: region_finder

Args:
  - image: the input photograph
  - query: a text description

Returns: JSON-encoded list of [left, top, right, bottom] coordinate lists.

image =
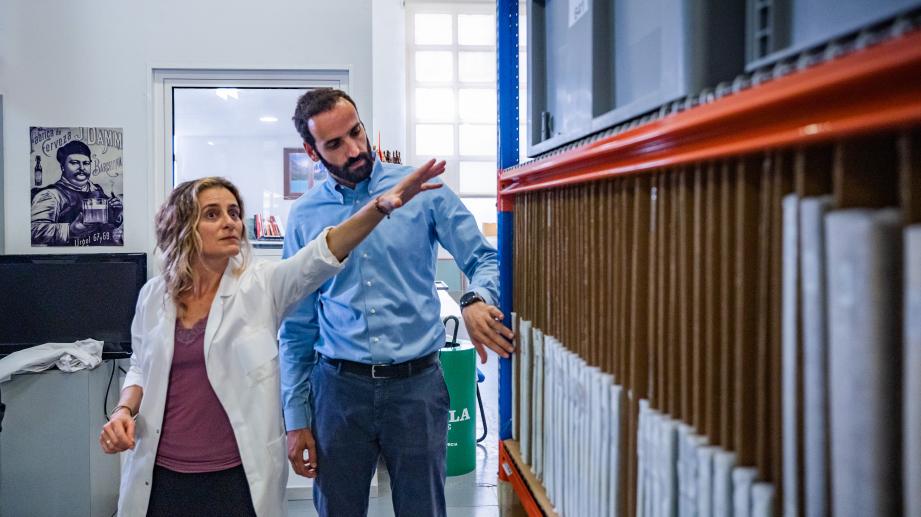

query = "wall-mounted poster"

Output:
[[29, 127, 124, 247]]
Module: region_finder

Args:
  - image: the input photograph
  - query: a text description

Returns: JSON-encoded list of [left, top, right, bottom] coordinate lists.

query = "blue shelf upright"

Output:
[[496, 0, 519, 441]]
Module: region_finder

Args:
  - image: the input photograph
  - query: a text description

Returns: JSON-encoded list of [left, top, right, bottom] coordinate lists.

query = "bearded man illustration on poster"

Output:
[[29, 127, 124, 247]]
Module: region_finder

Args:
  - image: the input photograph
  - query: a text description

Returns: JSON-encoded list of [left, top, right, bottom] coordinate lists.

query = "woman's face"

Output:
[[196, 187, 243, 261]]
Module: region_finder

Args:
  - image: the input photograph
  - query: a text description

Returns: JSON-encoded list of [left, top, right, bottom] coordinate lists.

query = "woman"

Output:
[[99, 159, 446, 516]]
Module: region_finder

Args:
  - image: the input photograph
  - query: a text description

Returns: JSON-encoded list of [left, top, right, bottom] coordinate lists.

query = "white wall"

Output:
[[371, 0, 407, 156], [175, 135, 305, 228], [0, 0, 373, 255]]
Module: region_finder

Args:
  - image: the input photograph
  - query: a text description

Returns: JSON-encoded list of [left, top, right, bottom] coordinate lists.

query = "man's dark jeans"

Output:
[[310, 358, 450, 516]]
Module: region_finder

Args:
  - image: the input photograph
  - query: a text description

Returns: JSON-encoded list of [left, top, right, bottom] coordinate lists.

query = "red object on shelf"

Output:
[[254, 214, 263, 239], [499, 440, 554, 517], [499, 29, 921, 196]]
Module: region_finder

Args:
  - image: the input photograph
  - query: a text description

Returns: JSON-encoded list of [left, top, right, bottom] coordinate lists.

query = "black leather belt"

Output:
[[320, 352, 439, 379]]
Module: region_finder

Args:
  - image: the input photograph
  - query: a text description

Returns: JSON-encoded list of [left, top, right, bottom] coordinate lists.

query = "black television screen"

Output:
[[0, 253, 146, 354]]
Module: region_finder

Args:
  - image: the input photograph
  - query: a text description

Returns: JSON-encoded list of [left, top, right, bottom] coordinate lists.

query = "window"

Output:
[[406, 3, 527, 237], [153, 70, 348, 254]]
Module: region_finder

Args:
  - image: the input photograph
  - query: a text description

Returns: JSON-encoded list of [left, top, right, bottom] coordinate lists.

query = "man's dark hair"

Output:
[[292, 88, 359, 147], [56, 140, 92, 165]]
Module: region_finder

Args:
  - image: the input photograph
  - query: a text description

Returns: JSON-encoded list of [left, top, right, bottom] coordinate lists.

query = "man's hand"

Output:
[[377, 159, 446, 213], [287, 427, 319, 478], [461, 302, 515, 363], [99, 407, 135, 454]]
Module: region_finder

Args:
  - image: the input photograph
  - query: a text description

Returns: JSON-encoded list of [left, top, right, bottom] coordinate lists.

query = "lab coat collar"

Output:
[[204, 257, 246, 358], [216, 256, 244, 298]]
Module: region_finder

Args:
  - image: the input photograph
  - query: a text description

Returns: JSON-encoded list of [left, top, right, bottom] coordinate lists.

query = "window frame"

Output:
[[405, 2, 498, 200], [151, 68, 348, 255]]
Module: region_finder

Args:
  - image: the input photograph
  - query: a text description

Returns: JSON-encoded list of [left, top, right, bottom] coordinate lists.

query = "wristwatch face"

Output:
[[460, 291, 483, 308]]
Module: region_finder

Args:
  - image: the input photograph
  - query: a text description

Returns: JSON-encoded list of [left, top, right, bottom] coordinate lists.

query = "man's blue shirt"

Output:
[[279, 159, 499, 430]]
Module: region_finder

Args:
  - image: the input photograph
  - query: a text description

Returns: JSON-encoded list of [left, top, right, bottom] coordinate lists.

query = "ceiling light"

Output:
[[207, 141, 215, 146], [259, 116, 279, 123], [215, 88, 239, 101]]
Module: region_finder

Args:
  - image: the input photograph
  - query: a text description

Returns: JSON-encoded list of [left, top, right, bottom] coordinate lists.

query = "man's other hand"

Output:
[[461, 302, 515, 363], [287, 427, 319, 478]]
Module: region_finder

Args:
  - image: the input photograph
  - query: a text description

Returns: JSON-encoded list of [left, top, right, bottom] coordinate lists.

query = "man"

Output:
[[30, 139, 123, 246], [281, 88, 514, 516]]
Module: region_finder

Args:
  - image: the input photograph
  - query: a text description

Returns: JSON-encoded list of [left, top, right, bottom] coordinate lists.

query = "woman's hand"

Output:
[[100, 407, 136, 453], [376, 159, 446, 214]]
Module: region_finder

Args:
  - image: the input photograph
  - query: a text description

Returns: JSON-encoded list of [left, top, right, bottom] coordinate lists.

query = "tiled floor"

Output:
[[287, 349, 502, 516]]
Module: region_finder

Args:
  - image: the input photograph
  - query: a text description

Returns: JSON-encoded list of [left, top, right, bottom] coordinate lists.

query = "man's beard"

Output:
[[319, 138, 375, 185]]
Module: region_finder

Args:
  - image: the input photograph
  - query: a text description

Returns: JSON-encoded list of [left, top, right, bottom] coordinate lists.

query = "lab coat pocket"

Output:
[[235, 328, 280, 385]]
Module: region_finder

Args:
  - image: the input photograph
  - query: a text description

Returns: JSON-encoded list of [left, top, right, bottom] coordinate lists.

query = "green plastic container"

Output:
[[439, 341, 476, 476]]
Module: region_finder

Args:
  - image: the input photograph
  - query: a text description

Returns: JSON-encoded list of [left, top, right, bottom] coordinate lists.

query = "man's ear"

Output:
[[302, 142, 320, 162]]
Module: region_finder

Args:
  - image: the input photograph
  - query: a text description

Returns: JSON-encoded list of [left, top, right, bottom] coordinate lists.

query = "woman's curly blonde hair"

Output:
[[155, 177, 251, 311]]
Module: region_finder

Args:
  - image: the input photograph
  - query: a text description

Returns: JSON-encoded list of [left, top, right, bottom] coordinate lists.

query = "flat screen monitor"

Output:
[[0, 253, 147, 355]]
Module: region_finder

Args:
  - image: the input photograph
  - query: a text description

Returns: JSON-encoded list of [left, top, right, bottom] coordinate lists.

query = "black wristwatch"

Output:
[[459, 291, 485, 309]]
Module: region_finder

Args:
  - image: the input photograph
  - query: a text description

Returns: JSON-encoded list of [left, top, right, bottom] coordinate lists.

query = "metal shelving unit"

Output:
[[495, 10, 921, 515]]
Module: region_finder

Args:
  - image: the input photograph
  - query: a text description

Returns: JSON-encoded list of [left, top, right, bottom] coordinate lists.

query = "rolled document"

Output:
[[574, 352, 585, 517], [589, 367, 602, 517], [905, 225, 921, 517], [519, 319, 532, 464], [544, 335, 556, 504], [637, 400, 650, 517], [532, 329, 544, 478], [511, 313, 519, 442], [661, 416, 678, 517], [553, 344, 565, 506], [676, 425, 694, 517], [696, 446, 715, 517], [610, 384, 623, 517], [731, 467, 759, 517], [800, 196, 832, 517], [687, 428, 713, 516], [781, 194, 800, 517], [599, 373, 615, 517], [712, 450, 737, 517], [564, 348, 575, 515], [751, 482, 775, 517], [827, 209, 902, 517]]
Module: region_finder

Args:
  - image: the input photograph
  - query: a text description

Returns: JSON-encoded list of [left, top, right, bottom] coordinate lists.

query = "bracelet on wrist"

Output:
[[110, 405, 136, 420], [374, 196, 393, 218]]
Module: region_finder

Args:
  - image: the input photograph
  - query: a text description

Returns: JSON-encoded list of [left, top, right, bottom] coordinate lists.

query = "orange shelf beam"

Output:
[[499, 28, 921, 196], [499, 440, 558, 517]]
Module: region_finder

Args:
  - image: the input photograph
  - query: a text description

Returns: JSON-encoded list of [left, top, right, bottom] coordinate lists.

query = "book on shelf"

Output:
[[253, 214, 285, 240]]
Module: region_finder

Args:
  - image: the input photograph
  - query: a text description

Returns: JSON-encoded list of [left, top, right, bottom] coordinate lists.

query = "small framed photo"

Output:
[[283, 147, 317, 200]]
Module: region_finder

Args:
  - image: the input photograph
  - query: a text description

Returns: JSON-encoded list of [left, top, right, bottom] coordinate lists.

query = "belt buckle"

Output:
[[371, 364, 389, 379]]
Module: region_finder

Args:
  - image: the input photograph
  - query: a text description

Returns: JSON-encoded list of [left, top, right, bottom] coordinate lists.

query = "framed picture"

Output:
[[283, 147, 317, 200]]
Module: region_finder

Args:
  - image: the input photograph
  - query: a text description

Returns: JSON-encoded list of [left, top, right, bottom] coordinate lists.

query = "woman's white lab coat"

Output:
[[117, 229, 343, 516]]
